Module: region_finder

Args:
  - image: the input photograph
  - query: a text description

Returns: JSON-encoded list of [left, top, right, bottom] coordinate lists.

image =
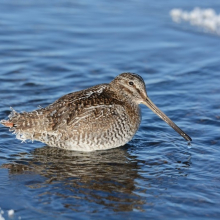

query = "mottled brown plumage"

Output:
[[1, 73, 191, 151]]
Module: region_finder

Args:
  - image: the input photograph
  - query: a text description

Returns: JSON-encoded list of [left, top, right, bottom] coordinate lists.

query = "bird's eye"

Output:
[[129, 81, 134, 85]]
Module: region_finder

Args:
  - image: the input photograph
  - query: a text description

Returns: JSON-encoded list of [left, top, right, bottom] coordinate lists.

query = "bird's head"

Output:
[[110, 72, 192, 142]]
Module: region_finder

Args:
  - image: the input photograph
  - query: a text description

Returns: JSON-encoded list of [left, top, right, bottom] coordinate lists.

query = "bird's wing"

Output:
[[49, 98, 126, 134]]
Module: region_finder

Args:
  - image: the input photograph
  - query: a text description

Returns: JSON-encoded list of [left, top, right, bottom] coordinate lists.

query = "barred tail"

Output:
[[1, 120, 14, 128], [1, 107, 50, 142], [1, 108, 19, 128]]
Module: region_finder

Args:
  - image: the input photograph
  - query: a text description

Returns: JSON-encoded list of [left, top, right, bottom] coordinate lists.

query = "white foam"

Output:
[[8, 210, 14, 217], [170, 7, 220, 35], [0, 208, 4, 220], [0, 208, 17, 219]]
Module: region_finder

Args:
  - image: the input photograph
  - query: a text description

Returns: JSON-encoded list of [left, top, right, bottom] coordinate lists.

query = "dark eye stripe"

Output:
[[136, 88, 140, 93]]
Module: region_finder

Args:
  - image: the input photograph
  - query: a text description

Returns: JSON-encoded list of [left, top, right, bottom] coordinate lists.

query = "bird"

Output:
[[1, 73, 191, 151]]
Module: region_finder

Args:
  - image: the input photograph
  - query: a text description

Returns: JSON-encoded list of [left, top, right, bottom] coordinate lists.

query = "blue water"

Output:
[[0, 0, 220, 219]]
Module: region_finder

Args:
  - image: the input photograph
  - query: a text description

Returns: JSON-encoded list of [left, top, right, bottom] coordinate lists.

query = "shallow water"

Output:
[[0, 0, 220, 219]]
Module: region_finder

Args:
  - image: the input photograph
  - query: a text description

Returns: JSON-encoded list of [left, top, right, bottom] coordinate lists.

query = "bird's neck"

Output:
[[108, 83, 138, 107]]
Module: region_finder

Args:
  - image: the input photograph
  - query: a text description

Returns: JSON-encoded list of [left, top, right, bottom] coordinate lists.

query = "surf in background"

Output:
[[170, 8, 220, 35]]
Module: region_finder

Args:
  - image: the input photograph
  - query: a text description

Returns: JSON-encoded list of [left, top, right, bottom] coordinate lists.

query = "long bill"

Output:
[[143, 97, 192, 142]]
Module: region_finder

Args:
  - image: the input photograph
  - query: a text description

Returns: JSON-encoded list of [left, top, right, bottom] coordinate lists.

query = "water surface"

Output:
[[0, 0, 220, 219]]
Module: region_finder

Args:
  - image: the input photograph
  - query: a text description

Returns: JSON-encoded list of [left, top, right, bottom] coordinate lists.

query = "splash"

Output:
[[170, 7, 220, 35]]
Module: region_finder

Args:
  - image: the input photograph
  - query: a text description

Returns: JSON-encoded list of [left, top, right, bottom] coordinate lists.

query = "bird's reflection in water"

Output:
[[2, 145, 145, 212]]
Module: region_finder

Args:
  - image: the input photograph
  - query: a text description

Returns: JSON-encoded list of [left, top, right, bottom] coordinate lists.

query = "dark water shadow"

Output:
[[1, 145, 146, 212]]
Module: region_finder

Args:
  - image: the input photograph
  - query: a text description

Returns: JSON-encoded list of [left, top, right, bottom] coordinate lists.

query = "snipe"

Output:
[[1, 73, 191, 151]]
